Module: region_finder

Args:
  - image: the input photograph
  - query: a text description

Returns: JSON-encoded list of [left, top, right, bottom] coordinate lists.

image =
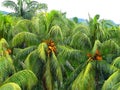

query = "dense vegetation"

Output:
[[0, 0, 120, 90]]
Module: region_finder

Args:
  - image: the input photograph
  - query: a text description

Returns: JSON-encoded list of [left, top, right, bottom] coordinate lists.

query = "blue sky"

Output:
[[0, 0, 120, 23]]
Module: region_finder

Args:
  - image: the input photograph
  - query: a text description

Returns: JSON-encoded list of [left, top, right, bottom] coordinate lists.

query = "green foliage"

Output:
[[0, 9, 120, 90], [112, 57, 120, 68], [38, 42, 47, 63], [2, 0, 48, 19], [102, 70, 120, 90], [0, 56, 15, 84], [48, 25, 63, 42], [4, 70, 38, 90], [42, 58, 53, 90], [71, 62, 95, 90], [0, 83, 21, 90], [12, 32, 38, 47]]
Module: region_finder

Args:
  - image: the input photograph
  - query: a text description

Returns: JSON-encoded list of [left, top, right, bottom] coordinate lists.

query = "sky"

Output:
[[0, 0, 120, 24]]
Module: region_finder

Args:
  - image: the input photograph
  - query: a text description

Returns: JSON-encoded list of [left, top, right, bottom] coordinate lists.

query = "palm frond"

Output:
[[16, 46, 37, 60], [0, 38, 9, 51], [48, 25, 63, 42], [70, 31, 92, 49], [111, 82, 120, 90], [4, 70, 38, 90], [27, 1, 39, 10], [0, 82, 21, 90], [42, 59, 53, 90], [92, 40, 101, 54], [37, 42, 48, 63], [112, 57, 120, 69], [58, 45, 82, 65], [101, 39, 120, 62], [12, 20, 34, 36], [37, 3, 48, 11], [0, 56, 15, 83], [50, 51, 63, 87], [12, 32, 38, 47], [97, 60, 118, 75], [65, 60, 74, 71], [71, 62, 95, 90], [2, 0, 18, 11], [72, 24, 90, 35], [102, 70, 120, 90], [64, 61, 88, 89]]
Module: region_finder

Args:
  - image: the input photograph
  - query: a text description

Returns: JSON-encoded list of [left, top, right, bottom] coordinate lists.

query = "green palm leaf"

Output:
[[0, 56, 15, 83], [16, 46, 36, 60], [111, 82, 120, 90], [102, 70, 120, 90], [42, 58, 53, 90], [71, 62, 95, 90], [50, 51, 63, 87], [58, 45, 82, 66], [72, 24, 90, 35], [37, 42, 47, 63], [92, 40, 101, 54], [70, 31, 91, 49], [12, 20, 34, 36], [48, 25, 63, 42], [65, 61, 88, 89], [4, 70, 38, 90], [97, 60, 118, 75], [24, 50, 42, 75], [2, 0, 18, 11], [112, 57, 120, 69], [0, 82, 21, 90], [101, 40, 120, 63], [0, 38, 9, 51], [12, 32, 38, 47]]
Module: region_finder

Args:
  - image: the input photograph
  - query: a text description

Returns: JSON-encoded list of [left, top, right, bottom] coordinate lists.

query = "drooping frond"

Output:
[[27, 1, 39, 10], [111, 82, 120, 90], [100, 39, 120, 62], [12, 20, 34, 36], [2, 0, 18, 11], [72, 24, 90, 35], [0, 38, 9, 50], [37, 3, 48, 11], [50, 51, 63, 87], [0, 56, 15, 83], [112, 57, 120, 69], [92, 40, 101, 54], [101, 39, 120, 54], [48, 25, 63, 42], [27, 1, 48, 11], [42, 59, 53, 90], [12, 32, 38, 47], [58, 45, 82, 64], [37, 42, 48, 63], [65, 60, 74, 71], [24, 50, 40, 72], [71, 62, 95, 90], [97, 60, 118, 75], [65, 61, 88, 89], [4, 70, 38, 90], [70, 31, 92, 49], [102, 70, 120, 90], [0, 82, 21, 90], [16, 46, 37, 60]]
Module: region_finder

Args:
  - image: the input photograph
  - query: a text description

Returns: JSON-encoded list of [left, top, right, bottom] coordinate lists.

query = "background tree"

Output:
[[2, 0, 48, 19]]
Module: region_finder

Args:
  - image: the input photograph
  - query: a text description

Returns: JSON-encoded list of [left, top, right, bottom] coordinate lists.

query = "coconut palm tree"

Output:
[[0, 38, 38, 90], [64, 39, 120, 90], [2, 0, 48, 19]]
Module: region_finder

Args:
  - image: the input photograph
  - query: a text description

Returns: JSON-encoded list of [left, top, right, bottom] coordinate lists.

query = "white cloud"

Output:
[[0, 0, 120, 23]]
